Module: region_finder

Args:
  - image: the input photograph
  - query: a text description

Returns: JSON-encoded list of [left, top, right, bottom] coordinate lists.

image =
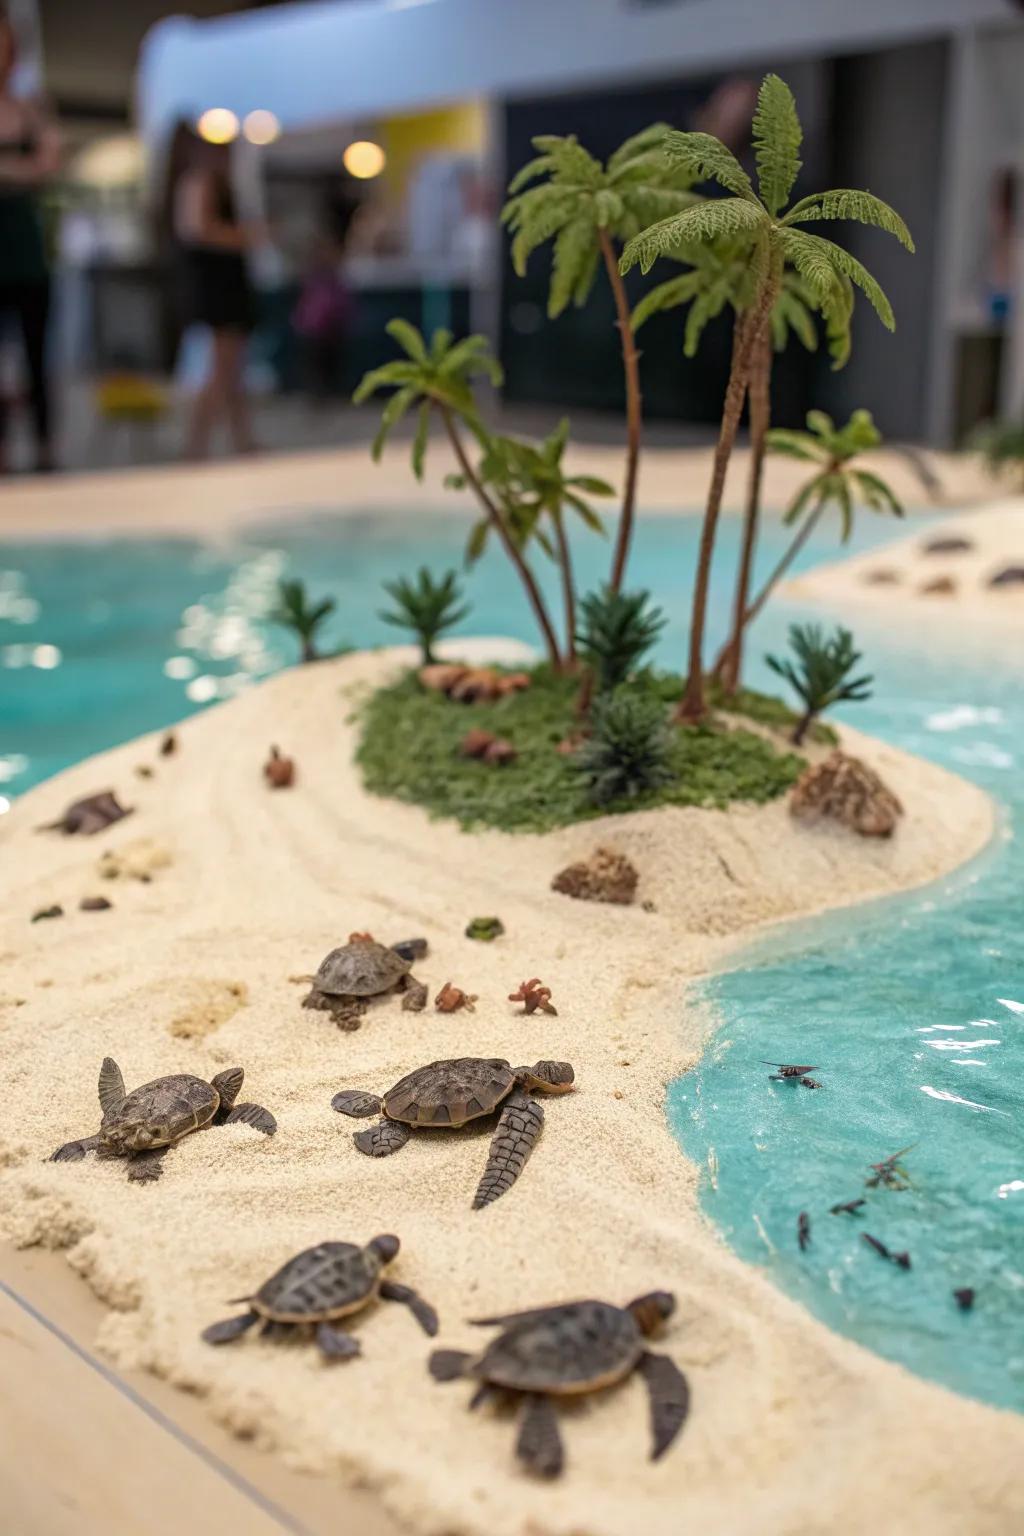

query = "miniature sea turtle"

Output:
[[332, 1057, 574, 1209], [49, 1056, 276, 1182], [302, 933, 427, 1028], [201, 1233, 438, 1357], [429, 1291, 688, 1477]]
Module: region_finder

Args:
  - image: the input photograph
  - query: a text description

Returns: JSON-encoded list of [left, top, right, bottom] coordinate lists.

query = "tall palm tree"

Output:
[[620, 73, 913, 723], [355, 320, 563, 668], [502, 128, 698, 594], [737, 408, 903, 641]]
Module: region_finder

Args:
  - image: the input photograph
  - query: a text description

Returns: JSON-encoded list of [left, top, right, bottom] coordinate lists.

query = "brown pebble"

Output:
[[134, 765, 154, 779], [80, 896, 113, 912], [31, 904, 63, 923], [160, 732, 177, 756], [482, 737, 517, 766], [459, 728, 496, 760], [263, 745, 295, 788], [613, 1090, 623, 1100]]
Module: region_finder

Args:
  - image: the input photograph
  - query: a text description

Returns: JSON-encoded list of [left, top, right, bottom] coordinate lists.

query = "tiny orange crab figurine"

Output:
[[348, 930, 375, 944], [508, 978, 557, 1016], [434, 981, 477, 1013]]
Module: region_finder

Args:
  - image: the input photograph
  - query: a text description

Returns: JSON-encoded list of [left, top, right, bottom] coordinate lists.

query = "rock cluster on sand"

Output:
[[551, 846, 639, 905], [790, 750, 903, 838]]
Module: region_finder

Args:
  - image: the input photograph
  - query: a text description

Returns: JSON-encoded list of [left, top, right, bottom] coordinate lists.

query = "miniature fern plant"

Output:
[[619, 73, 912, 724], [575, 586, 667, 694], [269, 578, 336, 664], [766, 623, 873, 745], [503, 128, 698, 592], [575, 687, 675, 806], [379, 568, 470, 666]]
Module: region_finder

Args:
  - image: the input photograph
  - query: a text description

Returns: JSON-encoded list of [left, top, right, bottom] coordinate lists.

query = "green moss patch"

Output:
[[356, 668, 807, 833]]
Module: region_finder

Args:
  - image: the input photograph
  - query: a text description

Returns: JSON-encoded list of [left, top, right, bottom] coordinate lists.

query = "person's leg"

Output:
[[220, 328, 256, 454], [184, 327, 225, 460], [14, 281, 54, 471]]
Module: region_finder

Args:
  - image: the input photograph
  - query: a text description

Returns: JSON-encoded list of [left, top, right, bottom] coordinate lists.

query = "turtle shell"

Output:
[[476, 1301, 643, 1396], [314, 941, 411, 998], [253, 1242, 381, 1322], [100, 1073, 218, 1150], [382, 1058, 514, 1129]]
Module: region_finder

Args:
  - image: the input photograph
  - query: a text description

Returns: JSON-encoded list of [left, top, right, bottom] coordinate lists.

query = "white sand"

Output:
[[1, 645, 1020, 1536], [789, 497, 1024, 629]]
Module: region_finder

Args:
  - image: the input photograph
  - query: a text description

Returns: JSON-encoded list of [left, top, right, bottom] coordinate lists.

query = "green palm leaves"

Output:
[[766, 624, 873, 745], [619, 74, 913, 343], [269, 578, 336, 664], [353, 320, 502, 478], [502, 128, 697, 318], [768, 408, 903, 540], [379, 568, 470, 666], [466, 419, 613, 562]]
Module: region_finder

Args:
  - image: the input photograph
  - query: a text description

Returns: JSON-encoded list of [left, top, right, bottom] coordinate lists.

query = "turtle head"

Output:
[[626, 1291, 676, 1337], [368, 1233, 400, 1264], [210, 1067, 244, 1112], [517, 1060, 575, 1095]]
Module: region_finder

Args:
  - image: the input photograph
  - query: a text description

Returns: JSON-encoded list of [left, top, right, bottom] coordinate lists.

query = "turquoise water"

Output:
[[3, 506, 1021, 1413]]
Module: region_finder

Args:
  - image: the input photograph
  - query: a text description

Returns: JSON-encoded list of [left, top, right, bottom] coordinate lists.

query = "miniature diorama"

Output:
[[1, 44, 1022, 1536]]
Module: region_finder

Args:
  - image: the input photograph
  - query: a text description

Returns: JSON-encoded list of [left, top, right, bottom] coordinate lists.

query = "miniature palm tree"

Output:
[[575, 688, 675, 805], [355, 321, 562, 667], [575, 586, 667, 694], [269, 578, 336, 664], [765, 623, 873, 745], [731, 409, 902, 652], [379, 568, 470, 666], [503, 128, 698, 593], [468, 421, 614, 660], [620, 72, 912, 723]]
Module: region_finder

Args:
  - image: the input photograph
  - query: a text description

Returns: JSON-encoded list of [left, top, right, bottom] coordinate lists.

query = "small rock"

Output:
[[552, 847, 639, 906], [40, 791, 132, 836], [790, 751, 902, 839], [459, 728, 496, 759], [263, 745, 295, 788], [482, 737, 517, 766], [31, 904, 63, 922], [160, 732, 177, 756], [465, 916, 504, 942], [134, 765, 155, 779], [401, 977, 428, 1012], [988, 565, 1024, 588], [923, 535, 973, 555], [862, 568, 901, 586], [449, 667, 504, 703], [920, 575, 957, 596], [80, 896, 113, 912], [392, 938, 429, 962]]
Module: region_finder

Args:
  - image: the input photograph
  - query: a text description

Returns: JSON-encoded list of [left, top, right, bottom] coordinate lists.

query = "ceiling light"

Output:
[[243, 109, 280, 147], [197, 108, 239, 145], [343, 140, 386, 179]]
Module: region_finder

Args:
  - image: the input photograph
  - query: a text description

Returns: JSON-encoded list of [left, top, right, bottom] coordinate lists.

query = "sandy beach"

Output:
[[2, 640, 1021, 1536]]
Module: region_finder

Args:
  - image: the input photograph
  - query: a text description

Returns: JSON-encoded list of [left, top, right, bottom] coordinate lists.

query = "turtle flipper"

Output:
[[331, 1090, 383, 1118], [354, 1118, 410, 1158], [98, 1057, 125, 1114], [379, 1279, 439, 1337], [473, 1092, 543, 1210], [516, 1393, 563, 1478], [127, 1148, 168, 1183], [638, 1351, 690, 1461], [201, 1310, 260, 1345], [222, 1102, 277, 1136], [428, 1348, 473, 1381], [50, 1134, 100, 1163], [315, 1321, 361, 1360]]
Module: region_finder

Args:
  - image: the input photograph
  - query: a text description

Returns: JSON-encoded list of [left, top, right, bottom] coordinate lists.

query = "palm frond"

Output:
[[607, 123, 674, 174], [780, 228, 895, 330], [784, 189, 914, 251], [371, 384, 417, 461], [630, 270, 703, 331], [386, 318, 428, 362], [508, 193, 578, 274], [620, 198, 764, 275], [530, 134, 604, 186], [506, 154, 558, 195], [852, 468, 903, 516], [549, 214, 599, 317], [752, 73, 802, 217], [352, 360, 422, 403], [765, 429, 825, 462], [659, 129, 758, 202]]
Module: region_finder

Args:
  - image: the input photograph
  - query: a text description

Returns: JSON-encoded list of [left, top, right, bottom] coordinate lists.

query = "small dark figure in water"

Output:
[[762, 1062, 821, 1090], [862, 1233, 911, 1270], [953, 1287, 975, 1311], [830, 1198, 866, 1217], [866, 1145, 915, 1191], [797, 1212, 811, 1251]]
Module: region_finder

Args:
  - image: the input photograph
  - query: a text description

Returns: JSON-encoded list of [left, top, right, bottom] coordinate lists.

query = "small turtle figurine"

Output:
[[201, 1234, 438, 1357], [332, 1057, 574, 1208], [50, 1056, 276, 1182], [302, 933, 427, 1029], [430, 1292, 688, 1477]]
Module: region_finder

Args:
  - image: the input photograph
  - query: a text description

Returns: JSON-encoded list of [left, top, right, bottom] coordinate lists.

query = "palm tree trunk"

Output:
[[301, 636, 317, 664], [552, 512, 577, 665], [439, 405, 563, 669], [676, 281, 775, 725], [791, 706, 816, 747], [734, 494, 826, 640], [718, 328, 772, 694], [599, 229, 643, 594]]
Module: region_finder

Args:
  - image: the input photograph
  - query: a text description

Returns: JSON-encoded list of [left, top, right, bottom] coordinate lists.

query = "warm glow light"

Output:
[[197, 108, 239, 145], [243, 109, 280, 147], [343, 139, 386, 179]]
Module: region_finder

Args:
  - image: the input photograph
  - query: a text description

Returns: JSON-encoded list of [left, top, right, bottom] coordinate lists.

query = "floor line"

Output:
[[0, 1276, 312, 1536]]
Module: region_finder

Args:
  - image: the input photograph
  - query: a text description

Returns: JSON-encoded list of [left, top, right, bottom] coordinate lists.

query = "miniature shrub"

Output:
[[379, 567, 470, 665], [576, 587, 667, 694], [574, 688, 675, 805]]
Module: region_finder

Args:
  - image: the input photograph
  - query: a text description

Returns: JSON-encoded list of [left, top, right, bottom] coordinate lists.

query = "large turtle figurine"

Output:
[[332, 1057, 574, 1209], [49, 1056, 276, 1182], [430, 1292, 689, 1477], [302, 933, 427, 1029], [201, 1233, 438, 1358]]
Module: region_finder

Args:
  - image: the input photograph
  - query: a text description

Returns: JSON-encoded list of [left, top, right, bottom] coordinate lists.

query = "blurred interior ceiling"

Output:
[[39, 0, 292, 120]]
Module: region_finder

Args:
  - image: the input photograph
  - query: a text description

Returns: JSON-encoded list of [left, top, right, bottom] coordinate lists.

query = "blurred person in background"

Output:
[[164, 121, 265, 459], [0, 3, 59, 474], [291, 231, 350, 405]]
